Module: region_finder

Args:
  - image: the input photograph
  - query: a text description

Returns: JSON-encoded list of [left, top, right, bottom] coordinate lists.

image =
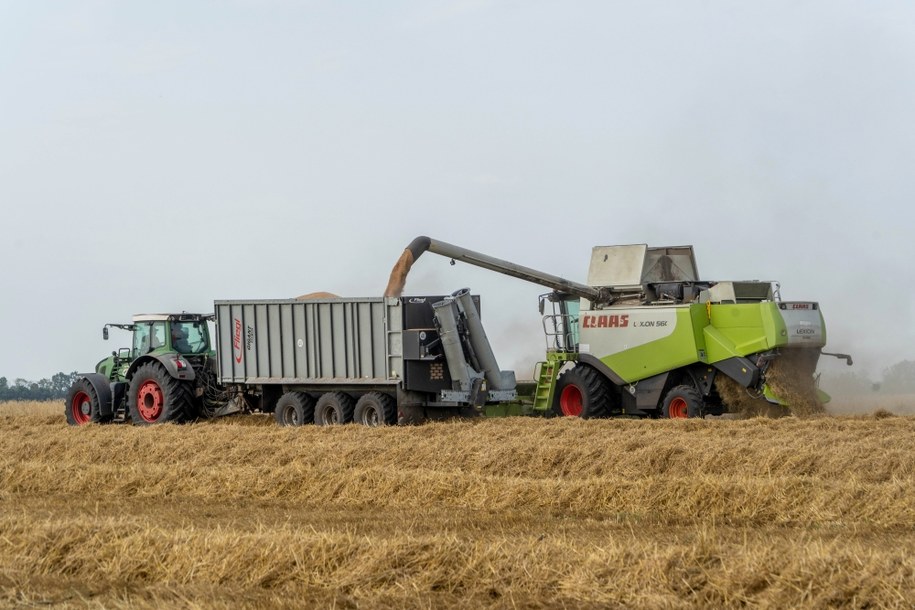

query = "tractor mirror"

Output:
[[103, 327, 109, 340]]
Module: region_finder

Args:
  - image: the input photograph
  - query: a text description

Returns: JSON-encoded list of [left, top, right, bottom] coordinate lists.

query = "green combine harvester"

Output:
[[393, 237, 852, 419]]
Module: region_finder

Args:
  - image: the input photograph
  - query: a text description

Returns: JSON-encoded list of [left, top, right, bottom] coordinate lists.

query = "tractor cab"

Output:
[[126, 314, 212, 357], [98, 313, 215, 382]]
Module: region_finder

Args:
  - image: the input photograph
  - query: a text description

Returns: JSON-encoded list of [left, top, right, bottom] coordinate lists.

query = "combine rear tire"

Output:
[[314, 392, 355, 425], [354, 392, 396, 426], [662, 385, 704, 419], [553, 365, 611, 418], [274, 392, 315, 427], [128, 362, 194, 425], [65, 378, 109, 426]]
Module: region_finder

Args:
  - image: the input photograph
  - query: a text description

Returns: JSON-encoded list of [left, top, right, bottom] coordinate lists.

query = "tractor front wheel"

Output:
[[662, 385, 704, 419], [553, 365, 611, 418], [64, 378, 110, 426], [128, 362, 194, 425]]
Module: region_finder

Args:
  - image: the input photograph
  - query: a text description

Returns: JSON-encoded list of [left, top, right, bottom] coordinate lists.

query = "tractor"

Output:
[[65, 313, 228, 425]]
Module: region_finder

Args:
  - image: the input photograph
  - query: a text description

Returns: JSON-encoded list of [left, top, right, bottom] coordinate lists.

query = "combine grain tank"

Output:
[[214, 292, 516, 426]]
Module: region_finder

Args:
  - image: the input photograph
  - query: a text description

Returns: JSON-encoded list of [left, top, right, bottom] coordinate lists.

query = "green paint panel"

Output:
[[602, 308, 702, 383], [704, 303, 787, 363]]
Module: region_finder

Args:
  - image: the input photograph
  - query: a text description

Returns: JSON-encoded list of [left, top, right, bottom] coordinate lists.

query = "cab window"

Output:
[[133, 324, 151, 357]]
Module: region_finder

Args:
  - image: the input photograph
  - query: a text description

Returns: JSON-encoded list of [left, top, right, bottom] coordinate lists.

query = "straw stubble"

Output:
[[1, 405, 914, 608]]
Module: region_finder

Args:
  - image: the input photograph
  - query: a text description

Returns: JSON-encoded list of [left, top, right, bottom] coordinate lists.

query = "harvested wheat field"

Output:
[[1, 402, 915, 608]]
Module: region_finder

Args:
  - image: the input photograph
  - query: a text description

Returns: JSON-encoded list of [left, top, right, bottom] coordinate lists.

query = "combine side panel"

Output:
[[581, 306, 701, 384]]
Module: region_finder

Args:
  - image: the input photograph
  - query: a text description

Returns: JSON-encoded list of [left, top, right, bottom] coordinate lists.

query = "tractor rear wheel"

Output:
[[662, 385, 704, 419], [128, 362, 194, 425], [553, 365, 611, 418], [354, 392, 396, 426], [314, 392, 355, 425], [274, 392, 315, 427], [65, 378, 110, 426]]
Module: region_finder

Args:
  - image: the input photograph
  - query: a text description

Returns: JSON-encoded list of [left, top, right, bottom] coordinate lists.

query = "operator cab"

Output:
[[103, 314, 213, 357]]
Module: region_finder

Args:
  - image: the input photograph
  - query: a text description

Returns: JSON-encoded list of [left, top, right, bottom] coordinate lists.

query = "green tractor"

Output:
[[65, 313, 228, 426]]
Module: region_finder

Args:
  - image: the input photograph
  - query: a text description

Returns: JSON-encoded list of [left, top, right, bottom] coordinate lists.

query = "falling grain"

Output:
[[383, 249, 414, 297]]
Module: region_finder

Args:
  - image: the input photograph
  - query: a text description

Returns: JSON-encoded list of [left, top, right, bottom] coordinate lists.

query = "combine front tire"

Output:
[[553, 365, 611, 418], [354, 392, 396, 426], [314, 392, 355, 425], [274, 392, 315, 427], [662, 385, 704, 419], [65, 378, 109, 426], [128, 362, 194, 425]]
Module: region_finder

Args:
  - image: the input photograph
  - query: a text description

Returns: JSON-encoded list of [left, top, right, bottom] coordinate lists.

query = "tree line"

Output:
[[0, 373, 80, 401]]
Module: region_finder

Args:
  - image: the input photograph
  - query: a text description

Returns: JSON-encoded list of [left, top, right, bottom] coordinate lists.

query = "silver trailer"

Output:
[[214, 291, 516, 426]]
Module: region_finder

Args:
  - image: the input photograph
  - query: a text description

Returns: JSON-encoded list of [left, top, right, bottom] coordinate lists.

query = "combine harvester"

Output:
[[64, 236, 851, 426], [384, 236, 852, 419]]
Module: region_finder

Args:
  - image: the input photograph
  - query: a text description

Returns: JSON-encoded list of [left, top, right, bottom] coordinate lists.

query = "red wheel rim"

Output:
[[668, 397, 688, 419], [137, 380, 165, 422], [559, 385, 584, 417], [70, 391, 92, 425]]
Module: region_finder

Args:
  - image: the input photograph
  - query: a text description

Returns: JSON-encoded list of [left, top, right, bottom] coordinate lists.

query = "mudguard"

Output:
[[126, 354, 197, 382], [80, 373, 113, 418]]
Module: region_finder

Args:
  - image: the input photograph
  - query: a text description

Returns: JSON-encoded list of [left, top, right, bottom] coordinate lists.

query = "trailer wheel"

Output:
[[662, 385, 704, 419], [553, 365, 611, 418], [127, 362, 193, 425], [64, 378, 109, 426], [354, 392, 396, 426], [274, 392, 315, 427], [314, 392, 355, 425]]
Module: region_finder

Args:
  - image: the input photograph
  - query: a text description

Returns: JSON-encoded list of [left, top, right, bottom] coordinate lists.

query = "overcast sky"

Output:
[[1, 1, 913, 383]]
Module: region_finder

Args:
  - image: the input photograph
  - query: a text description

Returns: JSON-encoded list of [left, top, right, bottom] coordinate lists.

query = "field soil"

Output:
[[2, 402, 914, 608]]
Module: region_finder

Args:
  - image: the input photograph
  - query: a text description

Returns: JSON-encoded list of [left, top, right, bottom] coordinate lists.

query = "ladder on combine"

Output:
[[532, 353, 573, 412]]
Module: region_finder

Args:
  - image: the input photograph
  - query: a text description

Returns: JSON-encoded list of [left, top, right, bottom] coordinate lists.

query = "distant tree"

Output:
[[0, 372, 80, 401], [881, 360, 915, 394]]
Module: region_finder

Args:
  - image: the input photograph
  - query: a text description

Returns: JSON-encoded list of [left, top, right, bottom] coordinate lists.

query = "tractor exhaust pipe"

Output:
[[384, 236, 606, 302]]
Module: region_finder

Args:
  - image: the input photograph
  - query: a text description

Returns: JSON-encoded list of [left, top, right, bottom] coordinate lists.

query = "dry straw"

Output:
[[1, 406, 914, 608]]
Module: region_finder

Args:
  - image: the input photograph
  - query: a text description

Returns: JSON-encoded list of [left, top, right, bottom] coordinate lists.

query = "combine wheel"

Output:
[[553, 365, 611, 418], [274, 392, 315, 427], [662, 385, 704, 419], [353, 392, 396, 426], [64, 378, 110, 426], [127, 362, 194, 425], [314, 392, 355, 425]]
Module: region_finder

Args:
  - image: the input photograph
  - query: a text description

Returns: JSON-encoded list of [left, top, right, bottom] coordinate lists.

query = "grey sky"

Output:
[[1, 1, 913, 382]]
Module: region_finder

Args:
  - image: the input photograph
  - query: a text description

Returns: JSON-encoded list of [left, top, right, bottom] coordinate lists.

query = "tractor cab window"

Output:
[[150, 323, 167, 350], [171, 321, 210, 354], [133, 324, 152, 356]]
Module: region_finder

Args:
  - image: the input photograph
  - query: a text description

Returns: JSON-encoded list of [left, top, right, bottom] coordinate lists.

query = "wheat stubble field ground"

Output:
[[1, 401, 914, 608]]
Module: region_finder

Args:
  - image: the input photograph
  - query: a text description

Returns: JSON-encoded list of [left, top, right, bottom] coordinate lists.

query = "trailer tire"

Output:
[[65, 378, 110, 426], [274, 392, 315, 427], [354, 392, 396, 426], [553, 365, 611, 418], [128, 362, 193, 425], [662, 385, 704, 419], [314, 392, 355, 425]]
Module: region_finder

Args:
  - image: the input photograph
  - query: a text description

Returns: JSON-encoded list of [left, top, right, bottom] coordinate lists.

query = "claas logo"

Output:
[[581, 314, 629, 329]]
